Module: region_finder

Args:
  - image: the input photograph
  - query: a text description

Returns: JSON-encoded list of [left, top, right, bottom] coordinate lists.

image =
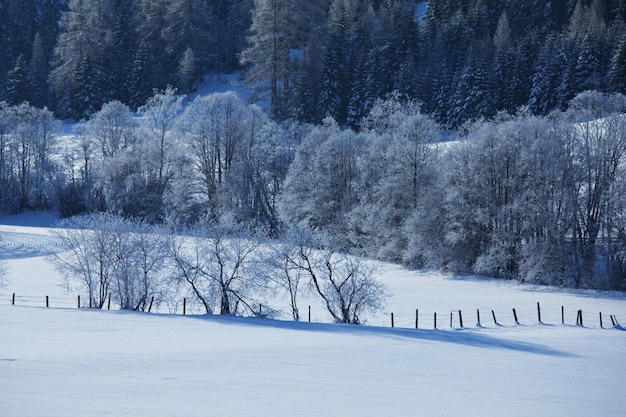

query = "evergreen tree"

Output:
[[108, 0, 138, 104], [127, 43, 152, 110], [492, 13, 517, 111], [50, 0, 118, 118], [240, 0, 297, 118], [347, 9, 375, 128], [319, 0, 355, 125], [449, 43, 495, 127], [135, 0, 169, 93], [212, 0, 251, 71], [292, 29, 325, 124], [4, 55, 31, 105], [608, 38, 626, 94], [529, 35, 567, 114], [509, 30, 540, 109], [27, 33, 48, 107], [161, 0, 213, 87]]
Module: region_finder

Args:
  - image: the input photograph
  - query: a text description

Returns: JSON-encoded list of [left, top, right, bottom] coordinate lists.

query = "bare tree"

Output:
[[283, 231, 387, 324], [265, 231, 306, 321], [166, 216, 268, 316], [51, 214, 116, 308], [51, 213, 168, 310]]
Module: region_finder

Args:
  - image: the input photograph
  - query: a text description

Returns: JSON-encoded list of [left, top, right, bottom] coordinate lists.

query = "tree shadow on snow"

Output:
[[190, 314, 577, 358]]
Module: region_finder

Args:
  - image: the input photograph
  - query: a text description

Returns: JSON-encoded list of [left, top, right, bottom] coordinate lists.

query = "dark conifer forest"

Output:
[[0, 0, 624, 125]]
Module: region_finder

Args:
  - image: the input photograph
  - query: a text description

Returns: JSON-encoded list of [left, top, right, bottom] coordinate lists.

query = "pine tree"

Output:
[[529, 35, 566, 115], [292, 29, 324, 124], [4, 55, 31, 105], [127, 43, 152, 109], [564, 0, 610, 97], [240, 0, 291, 117], [608, 38, 626, 94], [27, 33, 48, 107], [450, 44, 495, 127], [161, 0, 212, 82], [209, 0, 250, 71], [50, 0, 118, 118], [135, 0, 169, 91], [319, 0, 354, 125], [108, 0, 138, 104], [347, 10, 375, 128]]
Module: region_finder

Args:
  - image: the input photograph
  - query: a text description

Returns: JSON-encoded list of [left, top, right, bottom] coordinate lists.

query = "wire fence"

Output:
[[1, 290, 623, 330], [0, 291, 329, 321], [385, 303, 624, 330]]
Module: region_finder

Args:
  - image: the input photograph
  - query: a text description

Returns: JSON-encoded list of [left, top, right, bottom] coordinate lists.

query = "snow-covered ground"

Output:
[[1, 214, 625, 416]]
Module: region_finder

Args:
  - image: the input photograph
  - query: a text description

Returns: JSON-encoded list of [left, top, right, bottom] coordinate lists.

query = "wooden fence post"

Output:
[[183, 298, 186, 315], [477, 309, 481, 326], [12, 292, 15, 305], [78, 295, 80, 309], [579, 310, 583, 326], [576, 310, 584, 326], [391, 312, 394, 328], [308, 305, 311, 323], [415, 309, 419, 329], [459, 310, 463, 328], [599, 312, 603, 328], [46, 296, 49, 308], [537, 302, 542, 323], [491, 309, 497, 325], [513, 308, 519, 324], [450, 312, 453, 328], [561, 306, 565, 324], [434, 312, 437, 329]]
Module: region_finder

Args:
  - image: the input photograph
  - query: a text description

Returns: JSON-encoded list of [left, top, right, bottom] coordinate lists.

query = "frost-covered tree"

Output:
[[51, 213, 169, 310], [166, 216, 267, 315], [279, 118, 363, 242], [178, 91, 266, 223], [567, 93, 626, 287], [52, 214, 117, 309], [464, 113, 578, 283], [353, 95, 440, 261], [77, 100, 138, 212], [85, 100, 137, 158], [0, 103, 60, 212], [286, 231, 387, 324], [130, 86, 185, 220]]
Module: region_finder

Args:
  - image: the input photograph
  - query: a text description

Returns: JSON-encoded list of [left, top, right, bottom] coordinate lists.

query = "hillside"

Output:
[[1, 218, 626, 416]]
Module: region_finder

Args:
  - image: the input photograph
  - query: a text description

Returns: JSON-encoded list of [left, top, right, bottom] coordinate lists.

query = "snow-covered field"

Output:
[[1, 213, 625, 417]]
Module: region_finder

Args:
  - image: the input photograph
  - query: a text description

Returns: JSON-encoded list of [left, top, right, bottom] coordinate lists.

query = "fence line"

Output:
[[383, 303, 623, 330], [0, 291, 333, 322], [2, 292, 623, 330]]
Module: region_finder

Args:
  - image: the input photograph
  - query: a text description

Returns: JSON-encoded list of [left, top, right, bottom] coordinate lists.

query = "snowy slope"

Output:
[[1, 217, 626, 417]]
